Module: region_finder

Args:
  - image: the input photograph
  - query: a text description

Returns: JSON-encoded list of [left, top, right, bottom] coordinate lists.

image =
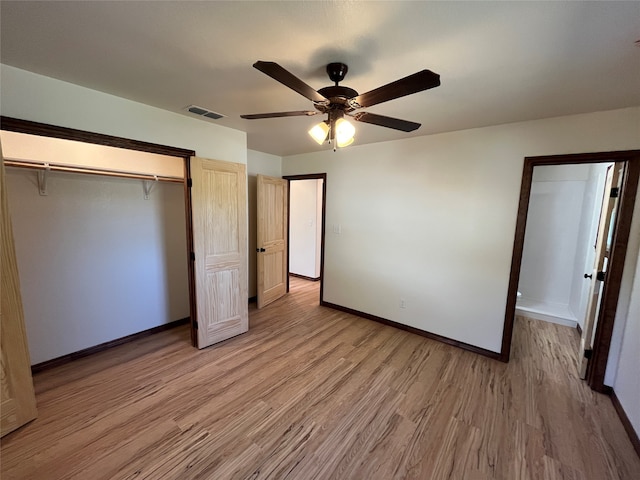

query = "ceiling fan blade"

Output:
[[352, 70, 440, 108], [352, 112, 421, 132], [241, 110, 319, 119], [253, 61, 328, 103]]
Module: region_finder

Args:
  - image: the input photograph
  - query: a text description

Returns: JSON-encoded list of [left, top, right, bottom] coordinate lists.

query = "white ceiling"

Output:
[[1, 1, 639, 157]]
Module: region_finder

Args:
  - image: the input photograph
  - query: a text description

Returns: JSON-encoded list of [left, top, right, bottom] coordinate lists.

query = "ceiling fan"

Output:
[[241, 61, 441, 149]]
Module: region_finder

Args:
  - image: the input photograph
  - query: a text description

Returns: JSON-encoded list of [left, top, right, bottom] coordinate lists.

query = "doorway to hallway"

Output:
[[285, 173, 327, 305]]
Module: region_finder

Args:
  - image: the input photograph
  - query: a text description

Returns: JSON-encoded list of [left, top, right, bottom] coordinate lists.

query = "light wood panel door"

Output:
[[1, 150, 37, 437], [257, 175, 288, 308], [191, 157, 248, 349], [577, 163, 622, 379]]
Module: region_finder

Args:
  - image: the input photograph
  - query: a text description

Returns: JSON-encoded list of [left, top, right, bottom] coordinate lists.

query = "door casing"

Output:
[[502, 150, 640, 392], [283, 173, 327, 301]]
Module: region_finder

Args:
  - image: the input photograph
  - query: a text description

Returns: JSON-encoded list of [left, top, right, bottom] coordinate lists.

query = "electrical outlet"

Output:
[[400, 298, 406, 309]]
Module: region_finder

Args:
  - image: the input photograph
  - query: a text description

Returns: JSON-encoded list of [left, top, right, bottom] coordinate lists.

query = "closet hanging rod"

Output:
[[3, 159, 184, 183]]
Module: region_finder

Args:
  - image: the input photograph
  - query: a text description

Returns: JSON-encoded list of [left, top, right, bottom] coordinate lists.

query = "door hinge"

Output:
[[584, 348, 593, 359], [190, 251, 195, 262], [192, 319, 198, 330], [610, 187, 619, 198], [187, 178, 193, 188], [596, 271, 605, 282]]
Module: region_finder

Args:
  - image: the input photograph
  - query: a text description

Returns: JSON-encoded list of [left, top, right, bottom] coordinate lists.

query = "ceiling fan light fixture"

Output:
[[308, 121, 330, 145], [243, 61, 439, 151], [335, 118, 355, 148], [337, 136, 355, 148]]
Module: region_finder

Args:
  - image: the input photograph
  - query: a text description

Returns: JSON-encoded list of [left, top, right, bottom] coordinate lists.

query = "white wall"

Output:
[[247, 149, 282, 298], [282, 107, 640, 353], [290, 179, 322, 278], [0, 65, 247, 164], [605, 174, 640, 387], [6, 168, 189, 364], [517, 163, 610, 328], [613, 250, 640, 435], [1, 130, 184, 178], [518, 165, 589, 325]]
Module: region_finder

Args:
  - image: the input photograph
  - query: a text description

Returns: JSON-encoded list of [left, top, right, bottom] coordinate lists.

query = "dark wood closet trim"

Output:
[[1, 116, 194, 158], [321, 301, 503, 361], [283, 173, 327, 303], [501, 150, 640, 393], [31, 317, 190, 374], [1, 116, 199, 348], [184, 158, 198, 346], [611, 389, 640, 457]]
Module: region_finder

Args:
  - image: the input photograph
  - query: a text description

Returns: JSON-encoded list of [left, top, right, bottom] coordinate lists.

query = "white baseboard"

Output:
[[515, 307, 578, 328], [516, 297, 578, 328]]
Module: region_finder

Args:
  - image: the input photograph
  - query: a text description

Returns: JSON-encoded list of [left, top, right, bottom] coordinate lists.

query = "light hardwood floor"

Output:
[[1, 277, 638, 479]]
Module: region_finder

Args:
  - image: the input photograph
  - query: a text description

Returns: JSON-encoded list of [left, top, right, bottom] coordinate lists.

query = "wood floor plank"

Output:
[[1, 278, 639, 479]]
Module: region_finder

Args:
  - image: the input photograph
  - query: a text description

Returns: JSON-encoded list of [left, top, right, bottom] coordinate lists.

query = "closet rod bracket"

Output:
[[142, 176, 158, 200], [37, 163, 50, 196]]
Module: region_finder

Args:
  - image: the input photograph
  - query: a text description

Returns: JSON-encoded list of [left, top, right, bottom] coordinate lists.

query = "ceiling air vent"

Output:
[[186, 105, 225, 120]]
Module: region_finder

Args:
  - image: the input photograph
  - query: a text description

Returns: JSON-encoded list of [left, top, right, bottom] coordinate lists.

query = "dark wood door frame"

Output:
[[283, 173, 327, 303], [501, 150, 640, 392], [0, 116, 199, 345]]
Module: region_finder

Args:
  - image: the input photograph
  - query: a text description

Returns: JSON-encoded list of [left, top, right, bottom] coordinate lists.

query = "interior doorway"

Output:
[[284, 173, 327, 304], [516, 162, 613, 329], [501, 150, 640, 393], [515, 161, 619, 381]]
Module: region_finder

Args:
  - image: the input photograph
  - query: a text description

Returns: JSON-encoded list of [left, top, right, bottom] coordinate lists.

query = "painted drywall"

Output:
[[1, 130, 184, 178], [282, 107, 640, 353], [517, 165, 588, 325], [290, 179, 322, 278], [247, 149, 282, 298], [6, 168, 190, 364], [613, 249, 640, 436], [605, 175, 640, 387], [0, 64, 247, 164]]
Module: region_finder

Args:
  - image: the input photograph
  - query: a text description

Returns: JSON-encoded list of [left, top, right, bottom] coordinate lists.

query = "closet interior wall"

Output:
[[3, 134, 190, 365]]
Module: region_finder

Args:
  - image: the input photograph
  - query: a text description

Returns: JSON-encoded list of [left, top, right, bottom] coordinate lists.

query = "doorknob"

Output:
[[584, 273, 592, 279]]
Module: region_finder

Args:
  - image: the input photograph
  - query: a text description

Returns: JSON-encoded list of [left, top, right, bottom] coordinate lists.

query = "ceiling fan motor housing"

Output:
[[314, 63, 360, 114]]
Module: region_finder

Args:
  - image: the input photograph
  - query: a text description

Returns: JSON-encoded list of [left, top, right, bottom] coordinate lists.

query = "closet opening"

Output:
[[1, 116, 197, 371]]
